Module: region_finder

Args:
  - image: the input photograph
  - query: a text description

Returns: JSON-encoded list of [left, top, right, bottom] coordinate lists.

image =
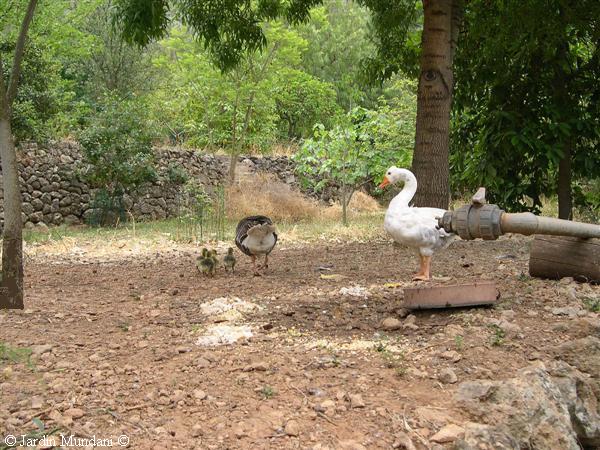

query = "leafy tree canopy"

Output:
[[113, 0, 322, 71], [451, 0, 600, 213]]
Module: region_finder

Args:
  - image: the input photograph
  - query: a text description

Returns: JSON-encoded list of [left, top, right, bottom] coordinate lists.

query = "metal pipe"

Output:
[[500, 212, 600, 238], [437, 188, 600, 240]]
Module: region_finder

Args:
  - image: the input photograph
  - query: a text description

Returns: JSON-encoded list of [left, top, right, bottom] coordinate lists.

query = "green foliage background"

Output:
[[2, 0, 598, 219]]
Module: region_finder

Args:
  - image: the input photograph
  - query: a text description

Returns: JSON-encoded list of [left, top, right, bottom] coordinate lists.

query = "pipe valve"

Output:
[[438, 188, 600, 240]]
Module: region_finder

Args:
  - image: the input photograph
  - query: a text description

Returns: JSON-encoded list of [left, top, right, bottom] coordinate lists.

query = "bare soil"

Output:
[[1, 235, 598, 449]]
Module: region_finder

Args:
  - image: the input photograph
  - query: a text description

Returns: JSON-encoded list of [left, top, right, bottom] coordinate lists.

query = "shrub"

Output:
[[79, 94, 157, 224]]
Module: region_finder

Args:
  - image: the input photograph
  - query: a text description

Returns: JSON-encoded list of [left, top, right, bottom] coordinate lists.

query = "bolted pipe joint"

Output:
[[439, 204, 503, 240], [438, 188, 600, 240]]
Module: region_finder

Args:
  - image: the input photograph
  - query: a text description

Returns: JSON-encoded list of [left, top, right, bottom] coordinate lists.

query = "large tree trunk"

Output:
[[411, 0, 456, 209], [557, 145, 572, 220], [0, 0, 38, 309], [0, 115, 24, 309], [554, 31, 573, 221]]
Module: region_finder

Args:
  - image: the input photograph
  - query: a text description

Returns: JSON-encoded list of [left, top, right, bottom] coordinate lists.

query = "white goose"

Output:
[[379, 167, 456, 281]]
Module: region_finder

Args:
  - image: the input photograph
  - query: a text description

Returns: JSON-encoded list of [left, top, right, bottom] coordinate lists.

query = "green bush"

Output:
[[86, 188, 127, 227], [79, 94, 156, 224], [293, 101, 414, 224], [166, 163, 189, 185]]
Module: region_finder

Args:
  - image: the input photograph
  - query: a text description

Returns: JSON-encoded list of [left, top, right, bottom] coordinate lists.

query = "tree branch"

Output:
[[7, 0, 38, 106]]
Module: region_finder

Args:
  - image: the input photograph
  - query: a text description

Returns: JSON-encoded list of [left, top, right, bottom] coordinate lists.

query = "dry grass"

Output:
[[269, 143, 300, 156], [349, 191, 382, 213], [226, 174, 382, 223], [226, 173, 320, 222]]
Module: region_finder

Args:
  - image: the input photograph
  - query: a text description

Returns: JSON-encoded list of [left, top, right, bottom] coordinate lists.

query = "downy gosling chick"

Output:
[[196, 248, 216, 277], [223, 247, 236, 273]]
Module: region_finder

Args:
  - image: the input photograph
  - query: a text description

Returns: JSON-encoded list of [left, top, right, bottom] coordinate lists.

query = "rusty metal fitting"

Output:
[[438, 188, 600, 240]]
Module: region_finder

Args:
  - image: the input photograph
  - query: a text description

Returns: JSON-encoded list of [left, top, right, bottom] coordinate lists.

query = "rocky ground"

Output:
[[1, 235, 599, 449]]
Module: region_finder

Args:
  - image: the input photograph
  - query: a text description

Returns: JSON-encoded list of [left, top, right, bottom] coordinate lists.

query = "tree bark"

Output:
[[0, 0, 38, 309], [0, 110, 24, 309], [411, 0, 456, 209], [553, 29, 573, 220], [557, 145, 572, 220]]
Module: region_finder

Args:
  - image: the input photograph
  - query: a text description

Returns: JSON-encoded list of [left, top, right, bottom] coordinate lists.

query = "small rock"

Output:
[[176, 346, 190, 354], [430, 424, 465, 443], [137, 340, 149, 349], [439, 368, 458, 384], [308, 387, 326, 397], [338, 440, 367, 450], [171, 390, 186, 403], [31, 396, 44, 409], [31, 344, 53, 356], [445, 324, 464, 338], [498, 320, 522, 338], [64, 408, 85, 419], [392, 432, 416, 450], [455, 380, 495, 402], [196, 357, 211, 368], [285, 419, 300, 436], [552, 322, 569, 332], [407, 367, 428, 379], [382, 317, 402, 331], [320, 399, 335, 411], [88, 353, 100, 362], [191, 424, 203, 437], [396, 308, 410, 318], [233, 424, 246, 439], [500, 309, 516, 321], [2, 367, 13, 379], [49, 410, 72, 427], [414, 406, 454, 425], [244, 361, 268, 372], [552, 306, 581, 318], [193, 389, 207, 400], [440, 350, 462, 362], [349, 393, 365, 408]]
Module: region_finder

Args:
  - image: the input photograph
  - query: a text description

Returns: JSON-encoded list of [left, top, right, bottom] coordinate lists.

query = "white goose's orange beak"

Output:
[[378, 176, 390, 189]]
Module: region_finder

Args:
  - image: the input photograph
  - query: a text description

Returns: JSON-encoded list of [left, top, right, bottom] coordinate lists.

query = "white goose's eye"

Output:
[[387, 171, 391, 175]]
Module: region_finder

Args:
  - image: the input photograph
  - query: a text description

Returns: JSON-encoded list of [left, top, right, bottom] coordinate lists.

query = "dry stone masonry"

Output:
[[0, 141, 329, 231]]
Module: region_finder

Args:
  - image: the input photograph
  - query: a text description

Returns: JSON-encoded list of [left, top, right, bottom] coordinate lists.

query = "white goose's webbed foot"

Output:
[[412, 254, 432, 281]]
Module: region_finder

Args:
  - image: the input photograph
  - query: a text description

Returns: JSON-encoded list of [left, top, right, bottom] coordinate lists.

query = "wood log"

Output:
[[529, 235, 600, 282]]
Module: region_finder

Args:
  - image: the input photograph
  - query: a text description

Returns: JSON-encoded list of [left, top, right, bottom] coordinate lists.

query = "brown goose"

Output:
[[235, 215, 278, 276]]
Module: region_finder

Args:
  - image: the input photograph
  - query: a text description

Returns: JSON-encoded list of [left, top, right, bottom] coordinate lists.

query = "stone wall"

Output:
[[0, 141, 229, 230], [0, 141, 335, 230]]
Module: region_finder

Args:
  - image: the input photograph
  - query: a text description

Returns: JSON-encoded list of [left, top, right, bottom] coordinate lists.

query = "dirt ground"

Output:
[[1, 234, 599, 449]]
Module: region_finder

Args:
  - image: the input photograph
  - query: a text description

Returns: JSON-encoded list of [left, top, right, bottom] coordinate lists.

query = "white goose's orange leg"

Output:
[[413, 255, 432, 281]]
